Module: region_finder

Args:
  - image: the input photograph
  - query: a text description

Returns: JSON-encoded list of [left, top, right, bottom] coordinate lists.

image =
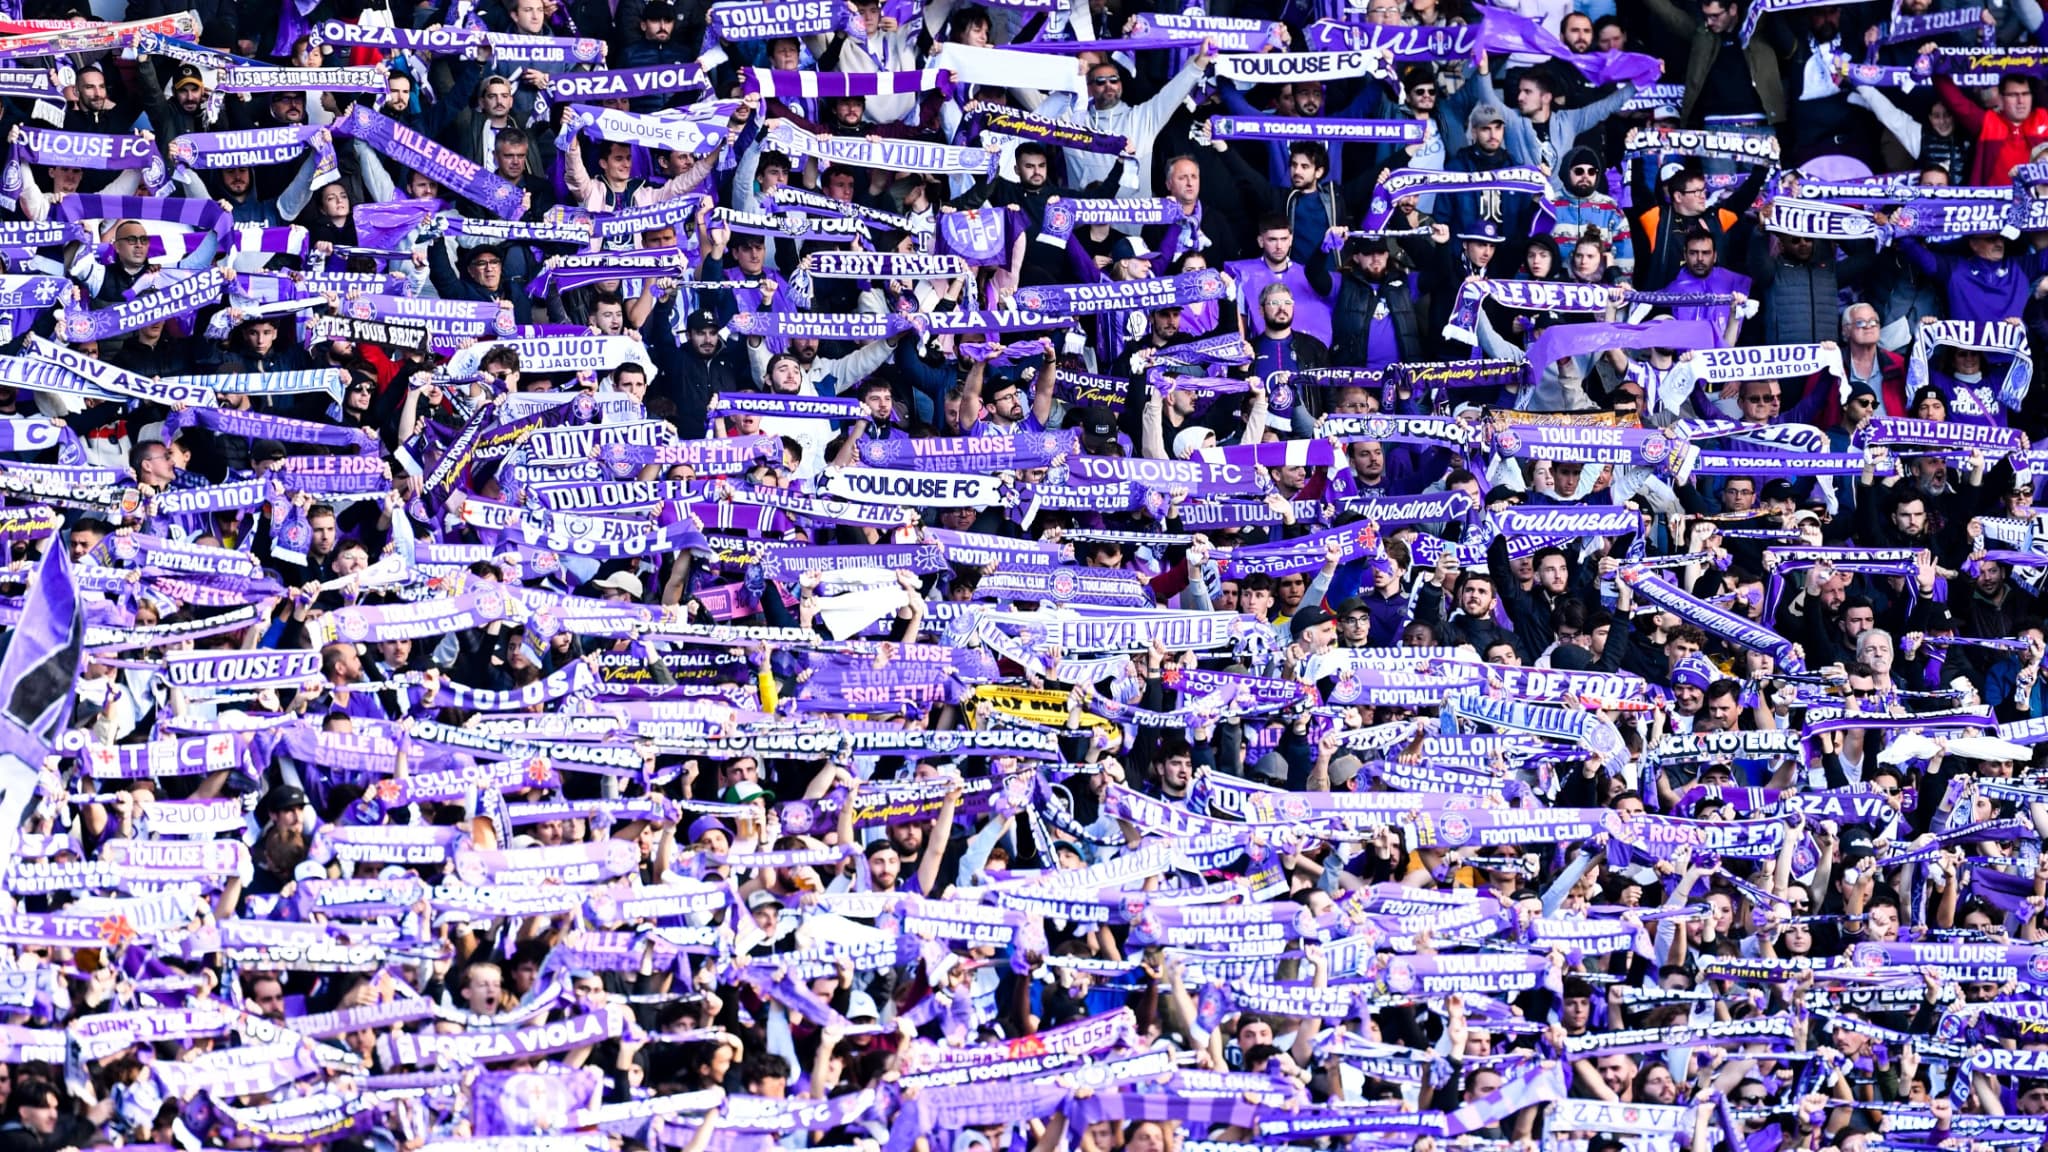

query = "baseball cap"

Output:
[[252, 439, 289, 463], [174, 64, 208, 92], [593, 570, 644, 598], [1172, 426, 1213, 460], [1077, 407, 1120, 452], [686, 308, 720, 332], [1328, 753, 1363, 788], [1840, 825, 1876, 862], [687, 815, 730, 845], [642, 0, 677, 17], [261, 784, 309, 818], [1457, 220, 1506, 244], [723, 781, 772, 804], [1290, 604, 1334, 639], [746, 889, 784, 912], [846, 990, 880, 1021], [1760, 478, 1799, 504], [1110, 236, 1151, 262]]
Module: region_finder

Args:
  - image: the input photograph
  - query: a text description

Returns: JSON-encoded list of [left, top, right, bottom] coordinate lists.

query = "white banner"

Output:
[[823, 467, 1008, 507], [1691, 343, 1843, 389], [1212, 49, 1394, 84]]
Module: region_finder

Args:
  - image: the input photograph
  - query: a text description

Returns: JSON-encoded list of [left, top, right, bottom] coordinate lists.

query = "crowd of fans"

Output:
[[0, 0, 2047, 1151]]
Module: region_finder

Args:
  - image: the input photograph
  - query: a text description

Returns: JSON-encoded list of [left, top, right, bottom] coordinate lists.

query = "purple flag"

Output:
[[1471, 4, 1663, 86], [0, 543, 81, 864]]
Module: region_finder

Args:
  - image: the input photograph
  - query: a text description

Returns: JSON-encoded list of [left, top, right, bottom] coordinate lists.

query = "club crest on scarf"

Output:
[[940, 208, 1007, 263]]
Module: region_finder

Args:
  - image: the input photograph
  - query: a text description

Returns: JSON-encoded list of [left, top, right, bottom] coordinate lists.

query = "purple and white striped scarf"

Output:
[[741, 66, 949, 99]]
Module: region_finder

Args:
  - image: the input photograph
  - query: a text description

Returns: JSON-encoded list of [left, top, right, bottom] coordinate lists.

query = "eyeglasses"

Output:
[[1088, 75, 1120, 86], [1569, 165, 1599, 175], [1736, 1094, 1769, 1105], [1678, 185, 1707, 197], [116, 234, 149, 244], [1852, 319, 1880, 328], [1742, 393, 1782, 405], [1341, 615, 1367, 625]]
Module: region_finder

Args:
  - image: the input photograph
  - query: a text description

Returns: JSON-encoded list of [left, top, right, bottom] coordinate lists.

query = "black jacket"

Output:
[[1333, 267, 1423, 369], [645, 300, 751, 437]]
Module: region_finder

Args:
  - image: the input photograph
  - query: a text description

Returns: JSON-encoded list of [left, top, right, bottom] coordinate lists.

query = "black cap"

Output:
[[1289, 605, 1334, 639], [460, 243, 507, 267], [173, 64, 208, 91], [1840, 825, 1875, 862], [252, 438, 289, 463], [686, 308, 720, 332], [1483, 484, 1522, 506], [1551, 645, 1595, 671], [1077, 406, 1119, 447], [1333, 595, 1367, 618], [1909, 600, 1957, 633], [642, 0, 677, 18], [1760, 478, 1799, 504], [261, 784, 309, 818], [1354, 236, 1390, 255]]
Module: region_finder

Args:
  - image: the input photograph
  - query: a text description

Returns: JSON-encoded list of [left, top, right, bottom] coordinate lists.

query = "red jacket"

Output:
[[1798, 348, 1907, 430], [1940, 78, 2048, 185]]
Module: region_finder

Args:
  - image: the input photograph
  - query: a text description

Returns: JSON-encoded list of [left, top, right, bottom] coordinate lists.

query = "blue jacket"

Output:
[[1898, 240, 2040, 326]]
